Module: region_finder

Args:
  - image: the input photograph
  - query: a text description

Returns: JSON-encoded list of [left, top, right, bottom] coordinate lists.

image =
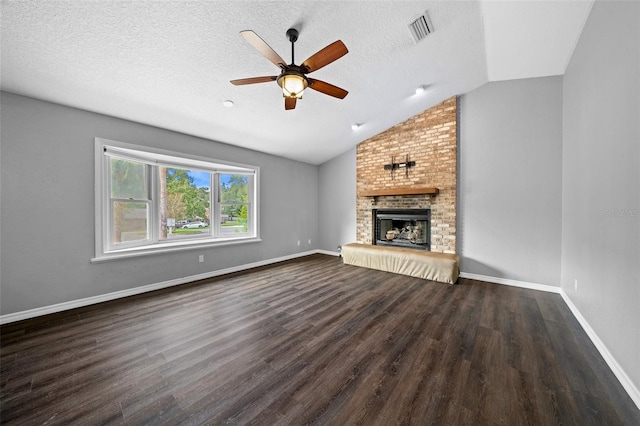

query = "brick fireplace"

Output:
[[356, 97, 457, 253]]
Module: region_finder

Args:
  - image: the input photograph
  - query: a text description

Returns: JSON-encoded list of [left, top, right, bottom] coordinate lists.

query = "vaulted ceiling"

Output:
[[1, 1, 593, 165]]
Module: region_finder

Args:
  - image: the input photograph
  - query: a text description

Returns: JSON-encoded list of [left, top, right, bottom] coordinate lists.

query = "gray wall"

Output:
[[562, 0, 640, 392], [458, 77, 564, 286], [318, 147, 356, 253], [0, 92, 318, 315]]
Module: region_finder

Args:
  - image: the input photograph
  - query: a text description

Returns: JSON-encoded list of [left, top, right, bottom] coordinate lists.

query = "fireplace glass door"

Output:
[[373, 209, 430, 250]]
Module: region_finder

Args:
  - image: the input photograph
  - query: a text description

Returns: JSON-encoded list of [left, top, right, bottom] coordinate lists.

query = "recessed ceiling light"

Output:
[[223, 100, 234, 108]]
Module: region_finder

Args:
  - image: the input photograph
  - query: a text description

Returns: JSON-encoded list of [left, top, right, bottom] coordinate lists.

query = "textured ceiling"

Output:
[[1, 1, 593, 165]]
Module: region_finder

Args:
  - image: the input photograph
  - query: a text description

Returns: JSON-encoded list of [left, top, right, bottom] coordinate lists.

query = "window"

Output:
[[94, 138, 259, 261]]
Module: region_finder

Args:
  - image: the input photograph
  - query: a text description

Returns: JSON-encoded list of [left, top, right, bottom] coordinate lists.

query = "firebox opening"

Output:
[[373, 209, 431, 251]]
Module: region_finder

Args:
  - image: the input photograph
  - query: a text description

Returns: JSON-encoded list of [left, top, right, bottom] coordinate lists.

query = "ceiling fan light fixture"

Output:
[[278, 71, 308, 99]]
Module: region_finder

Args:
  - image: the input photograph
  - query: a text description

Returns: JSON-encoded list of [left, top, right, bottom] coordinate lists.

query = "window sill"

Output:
[[91, 237, 262, 263]]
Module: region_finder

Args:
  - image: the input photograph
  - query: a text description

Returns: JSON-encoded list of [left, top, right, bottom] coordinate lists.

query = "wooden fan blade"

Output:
[[301, 40, 348, 73], [307, 78, 348, 99], [240, 30, 287, 69], [285, 97, 297, 110], [230, 76, 277, 85]]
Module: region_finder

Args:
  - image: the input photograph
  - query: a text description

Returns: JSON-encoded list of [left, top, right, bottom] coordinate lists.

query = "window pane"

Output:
[[110, 158, 147, 199], [112, 201, 148, 243], [220, 174, 248, 204], [220, 174, 250, 235], [220, 204, 250, 235], [161, 168, 211, 240]]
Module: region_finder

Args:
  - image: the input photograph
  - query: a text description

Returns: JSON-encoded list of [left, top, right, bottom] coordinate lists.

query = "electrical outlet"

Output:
[[199, 255, 204, 263], [297, 240, 300, 246], [308, 239, 312, 244], [574, 279, 578, 291]]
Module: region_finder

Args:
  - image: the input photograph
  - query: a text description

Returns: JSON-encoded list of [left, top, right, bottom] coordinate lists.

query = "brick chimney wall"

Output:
[[356, 96, 457, 253]]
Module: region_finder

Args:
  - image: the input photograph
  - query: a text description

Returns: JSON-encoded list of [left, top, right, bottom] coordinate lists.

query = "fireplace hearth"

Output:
[[373, 209, 431, 250]]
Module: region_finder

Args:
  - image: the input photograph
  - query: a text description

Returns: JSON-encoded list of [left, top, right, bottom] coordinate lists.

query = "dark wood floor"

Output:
[[1, 254, 638, 425]]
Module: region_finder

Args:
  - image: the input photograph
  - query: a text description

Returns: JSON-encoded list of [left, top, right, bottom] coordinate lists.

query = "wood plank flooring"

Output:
[[1, 254, 638, 425]]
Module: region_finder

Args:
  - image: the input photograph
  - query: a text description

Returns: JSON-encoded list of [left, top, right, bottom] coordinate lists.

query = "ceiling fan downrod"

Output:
[[286, 28, 299, 65]]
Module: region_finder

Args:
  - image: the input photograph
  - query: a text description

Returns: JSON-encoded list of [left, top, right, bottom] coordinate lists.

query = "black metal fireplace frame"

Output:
[[373, 208, 431, 251]]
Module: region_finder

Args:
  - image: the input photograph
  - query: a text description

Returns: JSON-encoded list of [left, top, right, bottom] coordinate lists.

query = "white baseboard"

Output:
[[459, 271, 561, 293], [559, 289, 640, 410], [316, 249, 341, 256], [0, 250, 319, 325], [459, 271, 640, 410]]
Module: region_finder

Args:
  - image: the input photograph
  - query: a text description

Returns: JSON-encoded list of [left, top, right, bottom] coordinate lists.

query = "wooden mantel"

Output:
[[359, 187, 439, 197]]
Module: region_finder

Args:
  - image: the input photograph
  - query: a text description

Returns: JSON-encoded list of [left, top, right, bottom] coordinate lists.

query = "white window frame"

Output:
[[93, 138, 260, 262]]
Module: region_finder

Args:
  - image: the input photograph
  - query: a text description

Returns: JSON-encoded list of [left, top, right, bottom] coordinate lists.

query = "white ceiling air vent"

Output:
[[409, 11, 434, 43]]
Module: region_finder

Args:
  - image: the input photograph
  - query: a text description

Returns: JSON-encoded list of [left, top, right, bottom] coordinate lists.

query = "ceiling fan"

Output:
[[230, 28, 349, 110]]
